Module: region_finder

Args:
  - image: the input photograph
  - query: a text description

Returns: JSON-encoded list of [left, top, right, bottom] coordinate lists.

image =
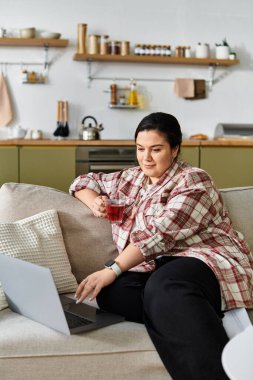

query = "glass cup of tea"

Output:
[[105, 199, 125, 224]]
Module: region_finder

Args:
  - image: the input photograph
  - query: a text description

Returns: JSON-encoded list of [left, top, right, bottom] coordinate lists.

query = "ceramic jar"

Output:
[[196, 43, 210, 58], [215, 46, 230, 59]]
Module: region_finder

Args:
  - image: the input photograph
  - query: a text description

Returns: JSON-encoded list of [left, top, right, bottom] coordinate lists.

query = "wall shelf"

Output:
[[109, 104, 139, 109], [73, 53, 240, 89], [0, 37, 69, 48], [73, 53, 239, 67]]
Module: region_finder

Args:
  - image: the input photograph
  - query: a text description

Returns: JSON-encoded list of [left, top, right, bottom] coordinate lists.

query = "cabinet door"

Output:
[[19, 147, 76, 192], [179, 147, 200, 167], [0, 147, 19, 185], [200, 147, 253, 188]]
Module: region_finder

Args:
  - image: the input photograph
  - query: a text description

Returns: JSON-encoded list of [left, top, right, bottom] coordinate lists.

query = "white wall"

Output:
[[0, 0, 253, 140]]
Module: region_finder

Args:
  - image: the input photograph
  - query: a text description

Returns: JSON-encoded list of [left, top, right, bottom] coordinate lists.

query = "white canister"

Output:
[[196, 43, 210, 59], [215, 46, 230, 59]]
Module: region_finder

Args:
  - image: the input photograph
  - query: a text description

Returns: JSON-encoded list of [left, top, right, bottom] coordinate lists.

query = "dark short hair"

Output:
[[135, 112, 182, 154]]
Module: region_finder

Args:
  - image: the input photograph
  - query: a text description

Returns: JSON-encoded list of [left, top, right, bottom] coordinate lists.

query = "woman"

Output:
[[70, 112, 253, 380]]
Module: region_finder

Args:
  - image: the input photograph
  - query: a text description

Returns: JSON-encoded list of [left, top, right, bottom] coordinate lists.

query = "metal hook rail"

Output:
[[0, 45, 50, 70], [86, 60, 218, 89]]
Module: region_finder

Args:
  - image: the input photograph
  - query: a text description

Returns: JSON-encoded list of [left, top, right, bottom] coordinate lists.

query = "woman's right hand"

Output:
[[91, 195, 108, 218]]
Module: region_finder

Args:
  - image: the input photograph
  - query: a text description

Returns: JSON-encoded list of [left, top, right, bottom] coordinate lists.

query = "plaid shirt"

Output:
[[70, 160, 253, 311]]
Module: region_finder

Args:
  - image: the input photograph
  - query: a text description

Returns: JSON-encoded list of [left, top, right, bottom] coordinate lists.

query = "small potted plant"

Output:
[[215, 38, 230, 59]]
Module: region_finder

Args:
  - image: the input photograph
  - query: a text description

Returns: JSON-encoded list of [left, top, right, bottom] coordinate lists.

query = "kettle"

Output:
[[80, 116, 104, 140]]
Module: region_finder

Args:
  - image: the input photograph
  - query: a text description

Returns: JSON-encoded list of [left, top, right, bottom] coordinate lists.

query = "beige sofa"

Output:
[[0, 183, 253, 380]]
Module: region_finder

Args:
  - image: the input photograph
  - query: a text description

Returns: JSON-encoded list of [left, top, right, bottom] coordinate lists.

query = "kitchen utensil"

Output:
[[62, 101, 69, 137], [80, 116, 104, 140], [53, 101, 62, 137], [57, 101, 65, 137]]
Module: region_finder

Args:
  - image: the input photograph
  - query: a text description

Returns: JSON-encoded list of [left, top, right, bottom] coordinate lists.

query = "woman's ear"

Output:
[[172, 146, 179, 158]]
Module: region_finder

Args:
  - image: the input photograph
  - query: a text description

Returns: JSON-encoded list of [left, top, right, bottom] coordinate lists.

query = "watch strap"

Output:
[[105, 261, 122, 277]]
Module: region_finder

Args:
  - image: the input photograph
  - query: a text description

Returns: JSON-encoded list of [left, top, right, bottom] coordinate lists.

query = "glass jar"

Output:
[[100, 35, 109, 55], [185, 46, 191, 58], [108, 41, 121, 55]]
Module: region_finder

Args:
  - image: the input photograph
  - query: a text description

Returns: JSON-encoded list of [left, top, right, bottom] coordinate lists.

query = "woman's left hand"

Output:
[[75, 268, 117, 303]]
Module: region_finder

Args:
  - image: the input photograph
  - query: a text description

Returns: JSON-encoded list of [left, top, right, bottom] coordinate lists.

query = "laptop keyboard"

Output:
[[64, 311, 93, 329]]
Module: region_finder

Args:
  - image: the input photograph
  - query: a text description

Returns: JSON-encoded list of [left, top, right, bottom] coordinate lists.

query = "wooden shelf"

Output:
[[73, 53, 239, 66], [109, 104, 139, 109], [0, 38, 69, 47]]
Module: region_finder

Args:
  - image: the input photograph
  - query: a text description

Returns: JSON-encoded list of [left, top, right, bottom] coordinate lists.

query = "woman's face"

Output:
[[136, 130, 179, 184]]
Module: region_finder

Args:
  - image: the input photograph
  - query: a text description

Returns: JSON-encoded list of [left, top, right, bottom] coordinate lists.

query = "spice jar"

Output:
[[87, 34, 100, 54], [108, 41, 121, 55], [184, 46, 191, 58], [120, 41, 130, 56], [100, 35, 109, 55]]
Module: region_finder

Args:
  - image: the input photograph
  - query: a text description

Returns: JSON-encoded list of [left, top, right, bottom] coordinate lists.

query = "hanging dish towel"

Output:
[[0, 73, 13, 127], [185, 79, 206, 100], [174, 78, 195, 98]]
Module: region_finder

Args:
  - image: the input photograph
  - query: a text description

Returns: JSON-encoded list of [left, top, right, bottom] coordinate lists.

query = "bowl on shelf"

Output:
[[19, 27, 36, 38], [40, 31, 61, 39]]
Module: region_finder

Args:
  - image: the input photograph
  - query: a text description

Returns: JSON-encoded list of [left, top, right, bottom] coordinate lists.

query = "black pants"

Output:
[[97, 257, 229, 380]]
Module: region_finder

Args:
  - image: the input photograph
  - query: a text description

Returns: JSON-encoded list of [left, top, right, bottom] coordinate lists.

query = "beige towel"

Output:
[[174, 78, 195, 98], [0, 74, 13, 127]]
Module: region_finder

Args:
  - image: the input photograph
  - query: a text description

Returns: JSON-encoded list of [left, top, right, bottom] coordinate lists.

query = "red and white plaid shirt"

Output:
[[70, 160, 253, 311]]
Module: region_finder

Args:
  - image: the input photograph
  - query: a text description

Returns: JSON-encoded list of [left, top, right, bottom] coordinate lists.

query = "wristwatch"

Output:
[[104, 259, 122, 277]]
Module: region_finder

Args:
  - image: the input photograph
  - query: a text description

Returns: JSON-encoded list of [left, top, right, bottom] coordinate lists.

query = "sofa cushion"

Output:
[[220, 187, 253, 253], [0, 209, 77, 311], [0, 308, 169, 380], [0, 183, 118, 283]]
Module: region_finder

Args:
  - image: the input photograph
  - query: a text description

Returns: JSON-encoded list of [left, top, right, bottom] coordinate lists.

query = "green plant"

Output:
[[215, 38, 229, 47]]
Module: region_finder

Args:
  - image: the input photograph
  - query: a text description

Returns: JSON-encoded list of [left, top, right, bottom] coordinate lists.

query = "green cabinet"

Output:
[[0, 146, 19, 185], [19, 147, 76, 192], [200, 147, 253, 188], [180, 146, 200, 167]]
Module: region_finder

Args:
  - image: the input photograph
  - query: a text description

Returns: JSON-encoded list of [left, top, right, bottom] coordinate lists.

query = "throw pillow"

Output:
[[0, 209, 78, 311]]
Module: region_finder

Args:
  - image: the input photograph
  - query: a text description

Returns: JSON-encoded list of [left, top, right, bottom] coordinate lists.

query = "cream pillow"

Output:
[[0, 209, 78, 311]]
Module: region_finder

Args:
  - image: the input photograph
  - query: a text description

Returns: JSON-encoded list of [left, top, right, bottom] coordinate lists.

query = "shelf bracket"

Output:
[[87, 60, 92, 88], [207, 64, 217, 90], [43, 43, 49, 72]]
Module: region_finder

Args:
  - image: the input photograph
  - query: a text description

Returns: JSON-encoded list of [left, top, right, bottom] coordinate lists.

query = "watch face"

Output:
[[105, 259, 115, 267]]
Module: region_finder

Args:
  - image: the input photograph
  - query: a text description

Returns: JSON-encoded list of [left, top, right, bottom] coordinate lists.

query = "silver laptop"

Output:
[[0, 254, 124, 335]]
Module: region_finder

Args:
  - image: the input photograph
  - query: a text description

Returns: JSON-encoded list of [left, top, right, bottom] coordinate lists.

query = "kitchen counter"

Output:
[[2, 138, 253, 146], [0, 139, 199, 146]]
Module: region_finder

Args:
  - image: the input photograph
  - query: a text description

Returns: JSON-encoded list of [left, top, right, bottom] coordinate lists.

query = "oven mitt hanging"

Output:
[[0, 73, 13, 127]]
